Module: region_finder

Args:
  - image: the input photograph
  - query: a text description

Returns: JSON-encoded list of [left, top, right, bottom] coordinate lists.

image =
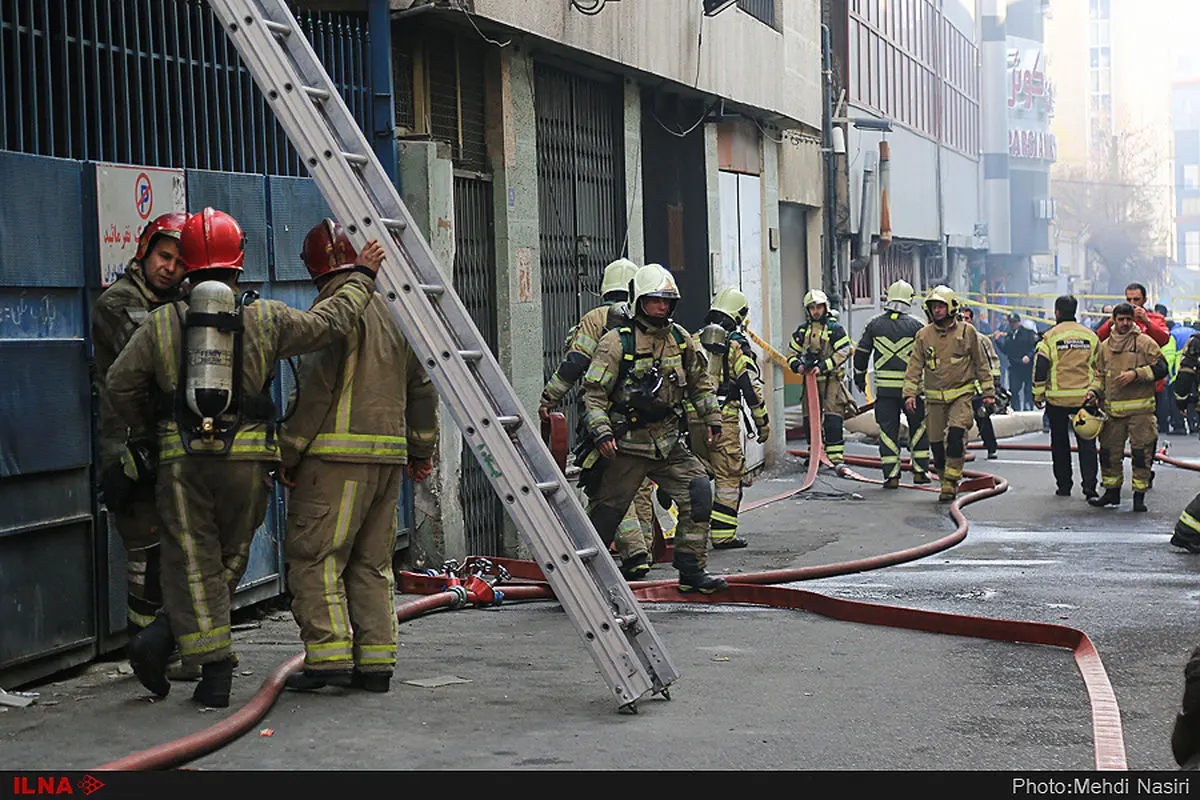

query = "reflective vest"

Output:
[[1032, 321, 1099, 408]]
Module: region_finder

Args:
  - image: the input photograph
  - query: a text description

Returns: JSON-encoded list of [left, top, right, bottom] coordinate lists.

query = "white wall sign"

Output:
[[96, 163, 186, 287]]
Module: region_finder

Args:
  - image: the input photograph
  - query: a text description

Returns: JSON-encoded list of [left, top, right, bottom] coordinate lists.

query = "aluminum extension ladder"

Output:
[[206, 0, 679, 710]]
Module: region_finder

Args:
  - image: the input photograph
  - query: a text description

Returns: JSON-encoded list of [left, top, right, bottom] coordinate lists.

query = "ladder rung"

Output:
[[497, 415, 521, 429], [263, 19, 291, 36], [418, 283, 445, 297], [380, 217, 408, 232], [303, 85, 330, 102], [536, 481, 559, 494], [458, 350, 483, 362], [575, 547, 599, 560], [342, 152, 369, 166]]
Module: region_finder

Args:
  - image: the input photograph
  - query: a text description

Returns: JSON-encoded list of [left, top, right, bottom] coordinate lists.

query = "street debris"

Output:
[[0, 687, 37, 708], [259, 728, 275, 737], [402, 675, 472, 689]]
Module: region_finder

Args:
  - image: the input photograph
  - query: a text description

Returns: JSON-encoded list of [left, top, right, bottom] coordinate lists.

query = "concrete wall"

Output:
[[470, 0, 822, 129]]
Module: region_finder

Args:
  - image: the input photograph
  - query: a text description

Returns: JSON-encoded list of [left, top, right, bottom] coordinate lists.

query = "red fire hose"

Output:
[[95, 376, 1144, 771]]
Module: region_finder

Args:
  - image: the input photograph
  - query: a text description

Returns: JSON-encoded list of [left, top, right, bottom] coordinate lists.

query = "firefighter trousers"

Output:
[[1099, 413, 1157, 492], [1174, 492, 1200, 544], [111, 485, 166, 631], [156, 459, 270, 666], [874, 395, 929, 480], [286, 460, 402, 675], [612, 480, 656, 559], [926, 396, 974, 483], [588, 441, 711, 569], [1046, 404, 1098, 493]]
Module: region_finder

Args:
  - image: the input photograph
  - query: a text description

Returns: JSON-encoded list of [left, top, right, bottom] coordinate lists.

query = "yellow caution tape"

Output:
[[742, 326, 793, 371]]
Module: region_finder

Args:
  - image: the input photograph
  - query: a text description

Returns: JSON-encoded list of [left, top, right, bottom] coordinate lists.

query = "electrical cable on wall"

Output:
[[571, 0, 608, 15]]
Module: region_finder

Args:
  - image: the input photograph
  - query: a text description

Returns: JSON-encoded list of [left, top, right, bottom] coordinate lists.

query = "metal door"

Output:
[[454, 174, 504, 556], [717, 171, 766, 470], [534, 62, 626, 445]]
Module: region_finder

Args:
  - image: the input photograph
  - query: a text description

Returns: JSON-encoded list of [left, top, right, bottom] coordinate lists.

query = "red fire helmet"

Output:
[[301, 218, 358, 280], [179, 208, 245, 273], [134, 212, 188, 262]]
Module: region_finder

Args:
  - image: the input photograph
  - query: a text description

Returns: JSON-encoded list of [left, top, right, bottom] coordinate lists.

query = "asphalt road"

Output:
[[4, 428, 1200, 771]]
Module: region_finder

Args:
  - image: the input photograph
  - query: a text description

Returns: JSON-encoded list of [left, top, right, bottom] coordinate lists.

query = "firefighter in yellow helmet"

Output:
[[788, 289, 854, 464], [691, 287, 770, 548], [276, 219, 439, 694], [853, 279, 930, 487], [903, 286, 994, 501], [539, 257, 657, 579], [581, 264, 728, 593], [107, 208, 382, 708]]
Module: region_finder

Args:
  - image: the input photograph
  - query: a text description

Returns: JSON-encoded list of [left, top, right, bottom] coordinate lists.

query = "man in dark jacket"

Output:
[[994, 312, 1038, 411]]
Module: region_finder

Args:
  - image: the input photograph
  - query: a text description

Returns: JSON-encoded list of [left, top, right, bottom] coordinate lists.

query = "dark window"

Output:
[[736, 0, 775, 29]]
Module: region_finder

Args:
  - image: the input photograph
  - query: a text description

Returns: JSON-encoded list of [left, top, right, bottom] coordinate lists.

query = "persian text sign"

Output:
[[96, 164, 186, 287]]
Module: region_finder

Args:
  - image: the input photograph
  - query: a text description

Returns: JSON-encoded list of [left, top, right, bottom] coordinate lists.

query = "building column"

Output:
[[396, 139, 463, 565], [761, 140, 784, 467], [488, 45, 543, 558], [623, 79, 645, 264]]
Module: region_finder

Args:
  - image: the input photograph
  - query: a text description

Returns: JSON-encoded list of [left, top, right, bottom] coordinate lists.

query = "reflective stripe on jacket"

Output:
[[903, 321, 993, 402], [1088, 332, 1167, 418], [853, 310, 922, 397]]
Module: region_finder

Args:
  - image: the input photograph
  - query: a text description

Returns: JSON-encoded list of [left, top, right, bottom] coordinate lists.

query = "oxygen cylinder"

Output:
[[185, 281, 237, 434]]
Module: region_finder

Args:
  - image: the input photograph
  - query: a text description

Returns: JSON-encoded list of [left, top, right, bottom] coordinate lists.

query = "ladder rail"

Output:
[[207, 0, 678, 706]]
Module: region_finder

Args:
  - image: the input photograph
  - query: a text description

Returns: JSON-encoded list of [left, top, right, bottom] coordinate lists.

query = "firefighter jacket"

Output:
[[1032, 321, 1099, 408], [279, 274, 438, 468], [1174, 331, 1200, 406], [787, 318, 852, 378], [852, 310, 922, 398], [107, 271, 377, 464], [703, 330, 769, 430], [1088, 331, 1168, 418], [903, 320, 994, 403], [92, 263, 184, 469], [540, 302, 625, 409], [582, 319, 720, 459]]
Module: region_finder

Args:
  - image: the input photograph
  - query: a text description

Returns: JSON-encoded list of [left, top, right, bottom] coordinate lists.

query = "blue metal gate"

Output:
[[0, 2, 390, 687]]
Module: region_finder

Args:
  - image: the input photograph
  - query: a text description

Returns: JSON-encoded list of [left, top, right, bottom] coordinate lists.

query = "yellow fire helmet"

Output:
[[630, 263, 681, 320], [1072, 406, 1106, 440], [803, 289, 829, 309], [600, 257, 639, 298], [923, 284, 960, 319], [885, 279, 915, 307], [711, 287, 750, 328]]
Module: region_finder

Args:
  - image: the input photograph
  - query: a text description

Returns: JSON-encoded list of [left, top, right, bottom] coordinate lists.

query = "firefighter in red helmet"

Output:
[[93, 212, 188, 645], [107, 208, 384, 708], [277, 219, 438, 694]]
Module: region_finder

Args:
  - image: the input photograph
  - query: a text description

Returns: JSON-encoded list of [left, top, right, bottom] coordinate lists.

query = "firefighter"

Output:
[[1031, 295, 1100, 499], [107, 208, 382, 708], [903, 286, 994, 501], [581, 264, 727, 593], [1085, 302, 1168, 513], [692, 287, 770, 548], [276, 219, 438, 694], [1174, 331, 1200, 553], [787, 289, 853, 464], [93, 212, 188, 639], [538, 257, 656, 579], [960, 306, 1000, 460], [853, 279, 929, 488]]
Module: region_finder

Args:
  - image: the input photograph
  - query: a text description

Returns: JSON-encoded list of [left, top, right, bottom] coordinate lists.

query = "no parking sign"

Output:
[[96, 163, 186, 287]]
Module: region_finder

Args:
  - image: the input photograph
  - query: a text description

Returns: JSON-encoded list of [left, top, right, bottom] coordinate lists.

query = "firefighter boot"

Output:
[[912, 471, 931, 485], [938, 478, 958, 502], [1088, 488, 1121, 508], [127, 615, 174, 698], [674, 553, 728, 594], [619, 552, 651, 581], [1133, 492, 1148, 512], [285, 668, 354, 692], [883, 476, 901, 490], [351, 671, 391, 693], [711, 536, 749, 549], [193, 657, 236, 708]]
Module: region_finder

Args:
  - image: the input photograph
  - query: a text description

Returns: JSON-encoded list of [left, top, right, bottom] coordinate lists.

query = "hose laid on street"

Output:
[[94, 376, 1133, 772]]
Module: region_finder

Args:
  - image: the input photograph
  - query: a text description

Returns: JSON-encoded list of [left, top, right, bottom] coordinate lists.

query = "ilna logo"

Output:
[[11, 775, 105, 796]]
